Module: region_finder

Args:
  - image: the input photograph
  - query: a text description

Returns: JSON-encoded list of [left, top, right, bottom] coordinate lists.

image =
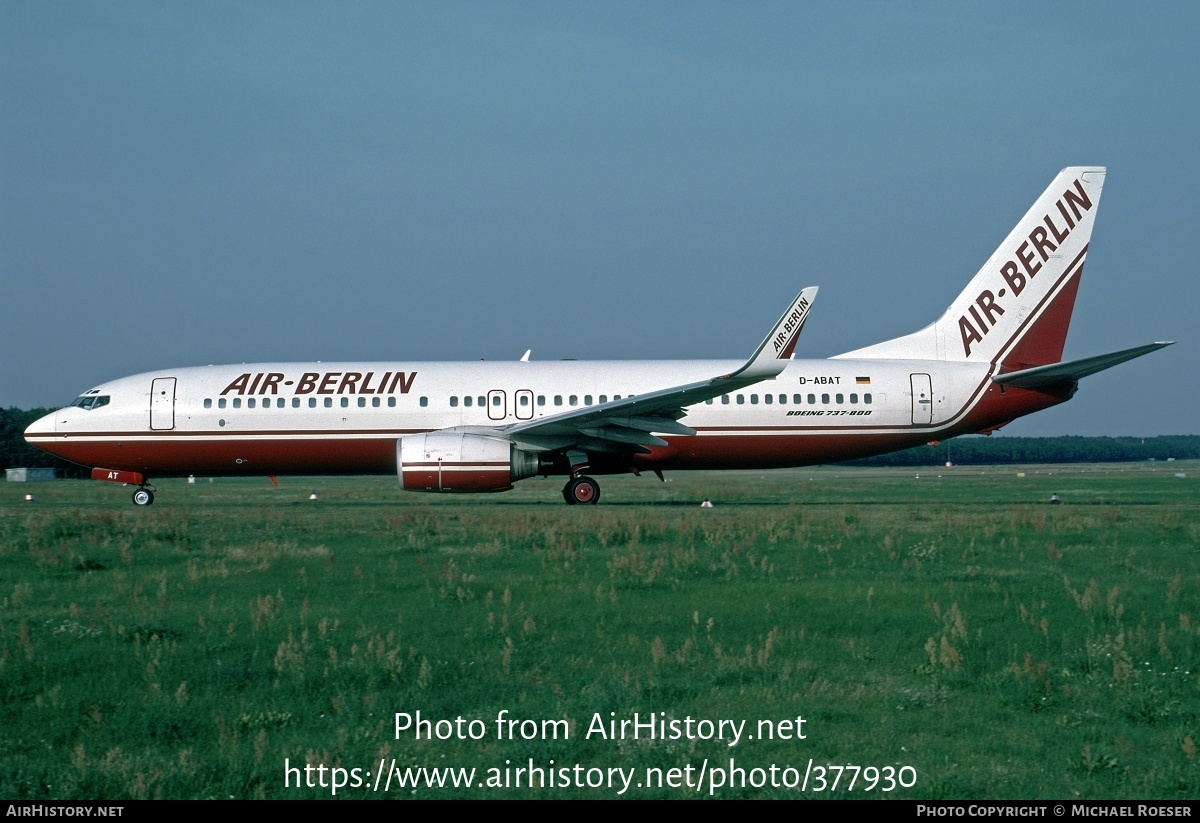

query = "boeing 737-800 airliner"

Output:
[[24, 167, 1171, 505]]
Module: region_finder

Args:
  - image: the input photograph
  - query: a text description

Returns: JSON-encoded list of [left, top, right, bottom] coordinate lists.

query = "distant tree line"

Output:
[[2, 406, 1197, 476], [844, 435, 1200, 467]]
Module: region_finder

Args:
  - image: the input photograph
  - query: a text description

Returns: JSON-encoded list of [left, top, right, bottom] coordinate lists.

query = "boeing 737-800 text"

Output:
[[24, 167, 1171, 505]]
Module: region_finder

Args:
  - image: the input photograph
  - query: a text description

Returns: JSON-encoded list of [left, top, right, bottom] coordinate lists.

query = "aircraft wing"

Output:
[[495, 287, 818, 453], [991, 342, 1174, 389]]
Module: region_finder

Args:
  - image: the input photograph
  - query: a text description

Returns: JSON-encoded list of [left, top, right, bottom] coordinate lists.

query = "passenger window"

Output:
[[308, 398, 317, 408], [792, 394, 800, 405], [292, 398, 300, 408], [721, 395, 730, 404], [764, 394, 772, 405], [204, 398, 212, 409], [463, 396, 472, 407], [341, 397, 349, 408], [492, 395, 501, 406], [569, 395, 578, 406], [372, 397, 380, 407], [477, 396, 485, 407], [736, 395, 745, 404], [357, 397, 366, 408], [808, 394, 816, 404], [519, 395, 529, 406], [864, 393, 872, 404], [614, 395, 622, 401], [584, 395, 593, 405], [822, 394, 830, 404], [233, 398, 242, 409], [537, 395, 545, 406], [750, 394, 759, 405], [420, 397, 429, 407], [599, 395, 607, 404], [218, 398, 226, 409], [324, 398, 333, 408], [836, 394, 843, 404], [554, 395, 563, 406], [450, 396, 458, 407], [705, 399, 713, 405], [388, 397, 396, 407], [850, 394, 858, 404], [779, 394, 786, 405], [247, 398, 256, 409]]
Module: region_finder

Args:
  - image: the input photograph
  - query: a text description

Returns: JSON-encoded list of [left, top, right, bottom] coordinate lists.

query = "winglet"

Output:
[[726, 287, 818, 381]]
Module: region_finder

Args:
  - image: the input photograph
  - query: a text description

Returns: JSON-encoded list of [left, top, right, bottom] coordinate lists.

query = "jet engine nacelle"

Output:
[[397, 432, 540, 493]]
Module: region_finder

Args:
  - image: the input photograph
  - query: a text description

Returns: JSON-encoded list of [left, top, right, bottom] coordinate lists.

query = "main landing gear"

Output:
[[562, 476, 600, 505]]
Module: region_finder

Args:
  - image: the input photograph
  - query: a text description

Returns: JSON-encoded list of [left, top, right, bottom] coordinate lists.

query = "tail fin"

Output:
[[836, 167, 1106, 369]]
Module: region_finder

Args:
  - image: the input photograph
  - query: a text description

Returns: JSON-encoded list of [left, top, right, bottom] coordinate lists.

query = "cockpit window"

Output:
[[71, 395, 110, 411]]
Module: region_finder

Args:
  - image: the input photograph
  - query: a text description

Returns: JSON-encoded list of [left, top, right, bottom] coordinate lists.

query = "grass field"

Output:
[[2, 463, 1198, 799]]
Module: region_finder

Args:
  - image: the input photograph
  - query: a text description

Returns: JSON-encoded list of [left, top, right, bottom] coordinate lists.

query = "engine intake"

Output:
[[397, 432, 540, 493]]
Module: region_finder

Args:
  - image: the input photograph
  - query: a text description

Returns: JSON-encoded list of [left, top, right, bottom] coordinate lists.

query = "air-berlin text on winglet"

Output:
[[220, 371, 418, 396], [958, 177, 1094, 358], [772, 297, 812, 354]]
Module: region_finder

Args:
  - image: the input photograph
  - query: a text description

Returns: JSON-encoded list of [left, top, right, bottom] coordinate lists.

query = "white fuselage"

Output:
[[24, 356, 1063, 479]]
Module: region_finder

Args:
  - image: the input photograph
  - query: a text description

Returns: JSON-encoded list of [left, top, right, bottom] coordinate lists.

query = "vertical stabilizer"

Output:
[[836, 167, 1105, 369]]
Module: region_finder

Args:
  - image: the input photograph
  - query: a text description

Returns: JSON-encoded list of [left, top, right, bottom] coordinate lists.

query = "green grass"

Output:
[[1, 463, 1198, 799]]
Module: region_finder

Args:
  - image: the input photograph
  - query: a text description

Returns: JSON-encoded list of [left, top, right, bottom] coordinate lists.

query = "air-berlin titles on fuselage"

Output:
[[220, 371, 418, 396], [958, 177, 1094, 357]]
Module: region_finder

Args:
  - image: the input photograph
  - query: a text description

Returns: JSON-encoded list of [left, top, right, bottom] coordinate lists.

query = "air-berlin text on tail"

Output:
[[220, 371, 418, 397], [958, 178, 1093, 357], [772, 296, 812, 355]]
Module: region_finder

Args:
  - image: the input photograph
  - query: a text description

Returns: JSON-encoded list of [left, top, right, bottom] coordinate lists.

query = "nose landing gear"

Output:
[[89, 468, 156, 506]]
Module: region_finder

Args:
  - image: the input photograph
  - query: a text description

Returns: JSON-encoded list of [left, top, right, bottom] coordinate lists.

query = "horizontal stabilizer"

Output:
[[992, 342, 1174, 389]]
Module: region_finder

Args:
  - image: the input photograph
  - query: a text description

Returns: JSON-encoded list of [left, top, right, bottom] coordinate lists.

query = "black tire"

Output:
[[132, 488, 154, 506], [564, 476, 600, 505]]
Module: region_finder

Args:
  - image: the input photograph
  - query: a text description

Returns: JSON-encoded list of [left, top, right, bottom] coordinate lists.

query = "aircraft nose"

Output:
[[24, 411, 56, 439]]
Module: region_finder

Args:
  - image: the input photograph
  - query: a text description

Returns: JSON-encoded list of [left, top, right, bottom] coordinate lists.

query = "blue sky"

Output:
[[2, 2, 1196, 435]]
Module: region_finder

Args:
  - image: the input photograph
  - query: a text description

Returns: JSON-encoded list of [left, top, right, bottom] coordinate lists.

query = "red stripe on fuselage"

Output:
[[42, 436, 400, 476]]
